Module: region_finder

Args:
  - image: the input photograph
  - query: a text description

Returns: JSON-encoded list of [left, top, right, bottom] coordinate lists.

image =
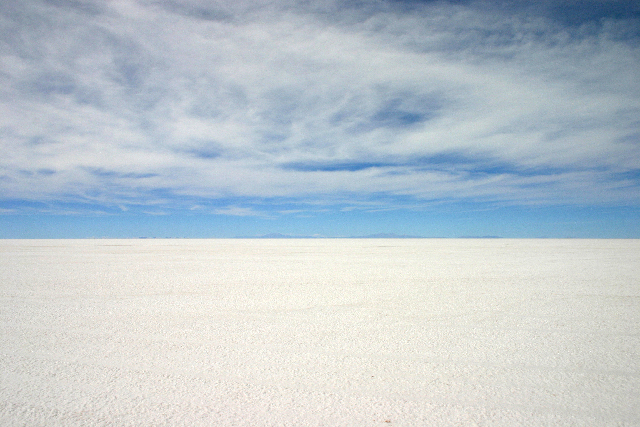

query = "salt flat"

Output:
[[1, 239, 639, 426]]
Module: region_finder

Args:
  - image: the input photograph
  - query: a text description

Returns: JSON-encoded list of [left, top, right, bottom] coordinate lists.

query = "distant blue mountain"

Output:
[[353, 233, 424, 238], [257, 233, 310, 238], [234, 232, 504, 239]]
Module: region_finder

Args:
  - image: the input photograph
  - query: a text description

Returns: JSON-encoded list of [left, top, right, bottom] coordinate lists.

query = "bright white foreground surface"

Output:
[[1, 239, 639, 426]]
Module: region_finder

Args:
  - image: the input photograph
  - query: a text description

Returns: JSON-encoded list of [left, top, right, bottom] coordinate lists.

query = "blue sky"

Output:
[[1, 0, 639, 238]]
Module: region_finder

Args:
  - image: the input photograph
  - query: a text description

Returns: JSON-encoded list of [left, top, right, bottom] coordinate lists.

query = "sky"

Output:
[[1, 0, 639, 238]]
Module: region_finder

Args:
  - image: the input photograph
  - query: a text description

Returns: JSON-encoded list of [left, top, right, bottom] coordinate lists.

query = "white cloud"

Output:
[[1, 0, 639, 213], [213, 205, 269, 217]]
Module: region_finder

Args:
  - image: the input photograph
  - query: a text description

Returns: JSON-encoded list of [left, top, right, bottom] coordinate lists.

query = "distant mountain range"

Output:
[[349, 233, 424, 238], [255, 233, 312, 238], [236, 232, 501, 239], [236, 232, 424, 238]]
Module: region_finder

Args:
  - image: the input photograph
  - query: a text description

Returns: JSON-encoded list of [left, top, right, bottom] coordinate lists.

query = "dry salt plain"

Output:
[[1, 239, 639, 426]]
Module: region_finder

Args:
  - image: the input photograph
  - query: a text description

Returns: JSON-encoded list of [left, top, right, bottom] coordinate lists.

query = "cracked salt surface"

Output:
[[1, 239, 639, 426]]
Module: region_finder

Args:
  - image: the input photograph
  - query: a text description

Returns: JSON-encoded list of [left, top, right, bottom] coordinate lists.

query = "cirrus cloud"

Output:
[[1, 0, 639, 219]]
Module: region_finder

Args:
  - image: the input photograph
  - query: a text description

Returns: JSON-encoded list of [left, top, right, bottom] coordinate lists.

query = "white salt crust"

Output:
[[1, 239, 639, 426]]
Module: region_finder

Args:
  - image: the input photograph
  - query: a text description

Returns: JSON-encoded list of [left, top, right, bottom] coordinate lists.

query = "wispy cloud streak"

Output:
[[1, 0, 639, 215]]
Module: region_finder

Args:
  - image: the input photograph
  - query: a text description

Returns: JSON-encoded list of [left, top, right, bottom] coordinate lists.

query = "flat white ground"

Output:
[[1, 239, 639, 426]]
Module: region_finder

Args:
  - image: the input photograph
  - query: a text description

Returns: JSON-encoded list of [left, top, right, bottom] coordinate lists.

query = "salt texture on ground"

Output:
[[1, 239, 639, 426]]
